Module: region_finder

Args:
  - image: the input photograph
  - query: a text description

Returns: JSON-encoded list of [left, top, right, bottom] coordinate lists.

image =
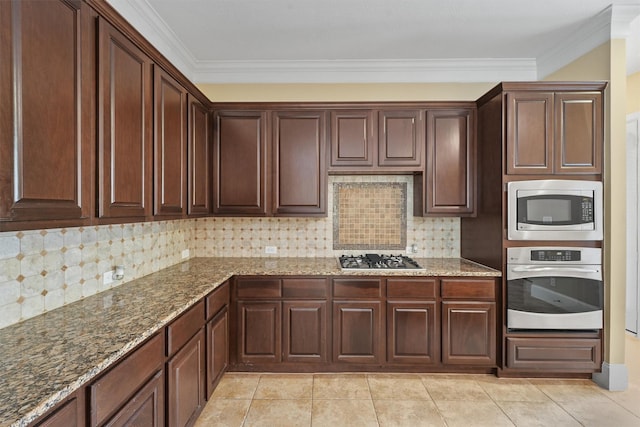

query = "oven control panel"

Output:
[[530, 250, 581, 262]]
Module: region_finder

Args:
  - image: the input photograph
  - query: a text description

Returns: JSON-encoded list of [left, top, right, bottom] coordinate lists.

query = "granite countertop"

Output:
[[0, 257, 499, 427]]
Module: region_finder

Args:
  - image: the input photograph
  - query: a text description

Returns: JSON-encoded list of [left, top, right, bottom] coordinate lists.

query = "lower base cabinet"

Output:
[[283, 301, 328, 363], [442, 301, 496, 365], [33, 393, 84, 427], [387, 301, 438, 364], [105, 371, 164, 427], [506, 336, 601, 371], [333, 301, 383, 364], [206, 307, 228, 398], [167, 329, 205, 427], [237, 301, 282, 364]]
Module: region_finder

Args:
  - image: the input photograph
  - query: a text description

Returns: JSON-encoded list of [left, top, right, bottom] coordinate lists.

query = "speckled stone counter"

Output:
[[0, 257, 499, 427]]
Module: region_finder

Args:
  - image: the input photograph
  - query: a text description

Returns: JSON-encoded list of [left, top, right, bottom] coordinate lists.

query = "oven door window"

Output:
[[507, 276, 603, 314], [517, 195, 594, 226]]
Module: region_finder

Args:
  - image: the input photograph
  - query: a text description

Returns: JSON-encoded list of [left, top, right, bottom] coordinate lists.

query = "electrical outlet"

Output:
[[102, 270, 114, 285], [265, 246, 278, 254], [181, 249, 190, 259]]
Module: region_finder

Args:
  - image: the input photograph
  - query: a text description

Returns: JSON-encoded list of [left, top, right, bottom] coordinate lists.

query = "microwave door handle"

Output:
[[511, 266, 600, 274]]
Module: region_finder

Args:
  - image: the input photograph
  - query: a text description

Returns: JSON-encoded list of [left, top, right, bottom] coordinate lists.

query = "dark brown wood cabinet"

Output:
[[386, 278, 439, 364], [330, 110, 376, 167], [237, 301, 282, 364], [205, 281, 230, 398], [283, 301, 328, 363], [31, 392, 84, 427], [506, 89, 602, 175], [272, 111, 327, 216], [417, 108, 475, 216], [97, 17, 153, 219], [153, 66, 187, 217], [440, 279, 497, 366], [378, 110, 423, 168], [104, 370, 164, 427], [187, 95, 211, 215], [213, 111, 268, 215], [0, 0, 92, 227], [506, 336, 601, 371]]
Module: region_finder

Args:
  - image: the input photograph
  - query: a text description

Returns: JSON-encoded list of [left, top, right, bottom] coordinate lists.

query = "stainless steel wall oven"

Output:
[[506, 247, 603, 331]]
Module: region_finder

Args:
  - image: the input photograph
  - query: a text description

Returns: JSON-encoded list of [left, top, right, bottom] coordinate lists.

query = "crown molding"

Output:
[[105, 0, 196, 80], [538, 4, 640, 79], [192, 58, 537, 83]]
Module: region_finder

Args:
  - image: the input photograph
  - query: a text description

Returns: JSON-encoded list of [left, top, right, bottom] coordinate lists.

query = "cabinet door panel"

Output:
[[378, 110, 423, 168], [1, 0, 90, 222], [555, 92, 602, 174], [387, 301, 438, 364], [330, 110, 376, 167], [237, 301, 282, 364], [34, 395, 81, 427], [506, 92, 553, 174], [104, 370, 164, 427], [98, 18, 152, 218], [188, 95, 211, 215], [283, 301, 327, 363], [214, 112, 267, 215], [426, 109, 474, 215], [273, 111, 326, 215], [206, 307, 228, 398], [442, 301, 496, 365], [154, 66, 187, 217], [167, 329, 205, 427], [333, 301, 382, 363], [506, 337, 601, 371]]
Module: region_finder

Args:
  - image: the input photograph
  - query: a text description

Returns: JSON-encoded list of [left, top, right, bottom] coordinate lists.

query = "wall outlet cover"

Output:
[[102, 271, 114, 285], [181, 249, 190, 259], [265, 246, 278, 254]]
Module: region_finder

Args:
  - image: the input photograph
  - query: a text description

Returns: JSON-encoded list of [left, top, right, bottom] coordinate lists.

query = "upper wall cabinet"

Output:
[[153, 66, 187, 217], [329, 109, 424, 172], [97, 17, 153, 220], [0, 0, 93, 228], [188, 95, 211, 216], [272, 111, 327, 216], [213, 111, 269, 215], [506, 89, 603, 175]]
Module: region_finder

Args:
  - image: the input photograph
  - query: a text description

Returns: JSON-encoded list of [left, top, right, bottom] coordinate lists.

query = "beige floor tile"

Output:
[[535, 382, 613, 403], [253, 373, 313, 399], [599, 383, 640, 417], [559, 400, 640, 427], [210, 373, 261, 399], [497, 401, 581, 427], [244, 399, 312, 427], [312, 373, 371, 399], [312, 399, 378, 427], [422, 377, 490, 401], [435, 400, 515, 427], [367, 374, 431, 400], [193, 399, 251, 427], [476, 378, 549, 402], [373, 400, 446, 427]]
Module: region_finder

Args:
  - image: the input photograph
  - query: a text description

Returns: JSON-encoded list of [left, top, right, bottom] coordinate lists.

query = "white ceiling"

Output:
[[107, 0, 640, 83]]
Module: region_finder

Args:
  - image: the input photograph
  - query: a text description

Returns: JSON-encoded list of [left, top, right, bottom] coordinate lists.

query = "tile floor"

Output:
[[194, 334, 640, 427]]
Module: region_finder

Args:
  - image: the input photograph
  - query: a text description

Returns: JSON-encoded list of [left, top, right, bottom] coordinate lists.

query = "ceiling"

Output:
[[107, 0, 640, 83]]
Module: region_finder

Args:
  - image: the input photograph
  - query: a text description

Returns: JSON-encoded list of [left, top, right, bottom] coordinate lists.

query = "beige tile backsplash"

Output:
[[0, 175, 459, 329]]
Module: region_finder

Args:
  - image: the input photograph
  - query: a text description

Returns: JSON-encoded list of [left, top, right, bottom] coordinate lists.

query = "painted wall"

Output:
[[629, 72, 640, 114], [545, 40, 627, 369], [197, 82, 494, 102]]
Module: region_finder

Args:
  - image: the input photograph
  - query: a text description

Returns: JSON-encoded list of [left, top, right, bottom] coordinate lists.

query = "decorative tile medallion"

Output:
[[333, 182, 407, 250]]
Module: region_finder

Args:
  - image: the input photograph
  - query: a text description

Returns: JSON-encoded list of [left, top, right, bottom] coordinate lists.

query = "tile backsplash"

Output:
[[0, 175, 459, 329]]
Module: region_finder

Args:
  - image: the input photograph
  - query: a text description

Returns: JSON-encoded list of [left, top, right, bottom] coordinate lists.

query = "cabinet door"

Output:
[[333, 301, 383, 364], [104, 370, 164, 427], [387, 301, 438, 364], [154, 66, 187, 217], [554, 92, 602, 174], [272, 111, 327, 215], [237, 301, 282, 364], [506, 92, 553, 174], [97, 18, 153, 219], [378, 110, 423, 168], [33, 394, 83, 427], [213, 111, 268, 215], [442, 301, 496, 365], [329, 110, 376, 167], [206, 307, 228, 399], [0, 0, 91, 223], [283, 301, 327, 363], [167, 329, 206, 427], [425, 109, 475, 215], [187, 95, 211, 215]]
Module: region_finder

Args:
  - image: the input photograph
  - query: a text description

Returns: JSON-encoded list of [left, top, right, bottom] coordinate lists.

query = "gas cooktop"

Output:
[[338, 254, 424, 270]]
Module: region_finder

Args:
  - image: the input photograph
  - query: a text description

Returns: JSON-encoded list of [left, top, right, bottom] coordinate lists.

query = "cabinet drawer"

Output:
[[441, 279, 495, 300], [282, 278, 328, 298], [89, 332, 164, 427], [506, 337, 601, 371], [167, 300, 205, 357], [333, 279, 381, 298], [206, 281, 230, 319], [387, 279, 437, 298], [236, 278, 282, 299]]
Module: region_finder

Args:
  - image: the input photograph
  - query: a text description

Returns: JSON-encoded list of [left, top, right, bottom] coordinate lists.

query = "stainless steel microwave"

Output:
[[507, 180, 603, 241]]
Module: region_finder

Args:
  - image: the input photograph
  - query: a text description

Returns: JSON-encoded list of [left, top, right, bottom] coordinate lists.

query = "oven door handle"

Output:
[[511, 266, 600, 274]]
